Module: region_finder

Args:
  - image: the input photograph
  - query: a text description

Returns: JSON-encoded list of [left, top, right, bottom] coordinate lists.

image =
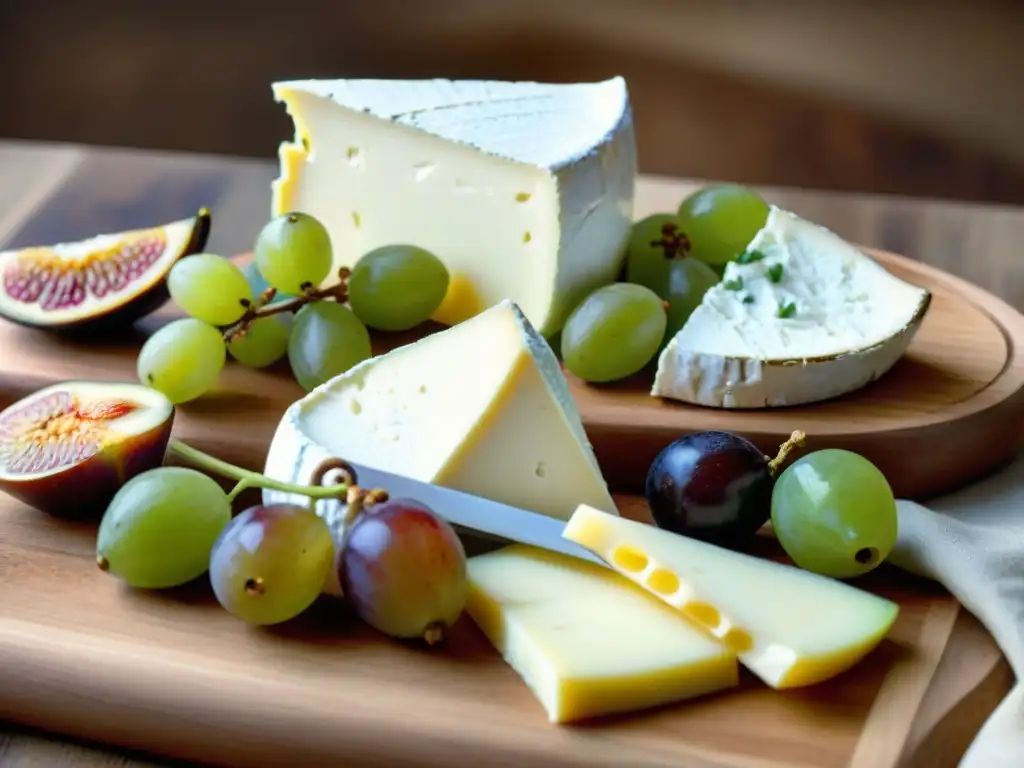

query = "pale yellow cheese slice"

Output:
[[563, 505, 900, 689], [466, 544, 738, 724]]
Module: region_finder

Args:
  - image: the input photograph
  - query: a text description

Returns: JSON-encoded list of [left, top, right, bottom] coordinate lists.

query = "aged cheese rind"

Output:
[[466, 544, 738, 723], [563, 505, 900, 689], [270, 77, 636, 336], [652, 206, 931, 408]]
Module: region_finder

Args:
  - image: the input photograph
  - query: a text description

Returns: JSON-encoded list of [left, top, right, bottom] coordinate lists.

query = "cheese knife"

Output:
[[338, 459, 606, 566]]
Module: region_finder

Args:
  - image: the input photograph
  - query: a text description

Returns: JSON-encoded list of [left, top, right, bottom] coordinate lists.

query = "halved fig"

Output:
[[0, 381, 174, 519], [0, 208, 211, 332]]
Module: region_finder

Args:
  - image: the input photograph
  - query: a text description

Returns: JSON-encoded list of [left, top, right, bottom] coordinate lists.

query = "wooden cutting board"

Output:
[[0, 251, 1017, 766], [0, 478, 1006, 768], [0, 246, 1021, 500]]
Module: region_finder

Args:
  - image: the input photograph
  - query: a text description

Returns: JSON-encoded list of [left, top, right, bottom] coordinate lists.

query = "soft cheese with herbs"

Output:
[[563, 505, 900, 689], [467, 545, 738, 723], [262, 300, 618, 559], [271, 77, 636, 336], [652, 206, 931, 408]]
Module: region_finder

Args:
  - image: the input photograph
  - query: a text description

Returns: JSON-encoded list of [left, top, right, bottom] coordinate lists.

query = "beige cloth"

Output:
[[891, 455, 1024, 768]]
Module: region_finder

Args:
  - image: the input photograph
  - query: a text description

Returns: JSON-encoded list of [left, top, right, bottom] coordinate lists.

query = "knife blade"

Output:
[[338, 459, 605, 566]]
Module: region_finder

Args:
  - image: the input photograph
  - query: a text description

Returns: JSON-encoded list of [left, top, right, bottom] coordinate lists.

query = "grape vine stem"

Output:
[[168, 439, 351, 503], [221, 266, 352, 343], [767, 430, 807, 476]]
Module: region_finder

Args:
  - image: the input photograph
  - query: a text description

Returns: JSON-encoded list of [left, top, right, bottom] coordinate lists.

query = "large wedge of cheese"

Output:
[[262, 300, 617, 541], [467, 544, 738, 723], [563, 505, 899, 689], [270, 77, 636, 337], [652, 206, 931, 408]]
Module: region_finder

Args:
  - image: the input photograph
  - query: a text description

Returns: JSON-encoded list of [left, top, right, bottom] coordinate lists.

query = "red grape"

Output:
[[339, 498, 468, 644], [645, 430, 805, 550], [645, 431, 773, 549]]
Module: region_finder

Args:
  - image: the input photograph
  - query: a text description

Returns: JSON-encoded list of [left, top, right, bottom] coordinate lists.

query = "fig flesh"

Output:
[[0, 381, 174, 518], [0, 208, 211, 332]]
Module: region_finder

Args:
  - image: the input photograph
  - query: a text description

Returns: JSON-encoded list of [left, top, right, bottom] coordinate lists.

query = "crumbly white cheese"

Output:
[[653, 206, 931, 408]]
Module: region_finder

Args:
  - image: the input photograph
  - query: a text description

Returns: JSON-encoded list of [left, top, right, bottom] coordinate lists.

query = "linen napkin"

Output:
[[890, 453, 1024, 768]]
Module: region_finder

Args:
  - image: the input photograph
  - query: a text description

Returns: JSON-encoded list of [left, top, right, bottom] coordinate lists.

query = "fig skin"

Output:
[[0, 401, 175, 521], [0, 208, 211, 336]]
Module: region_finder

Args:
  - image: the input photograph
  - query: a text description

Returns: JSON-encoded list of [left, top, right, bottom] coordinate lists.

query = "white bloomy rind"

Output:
[[652, 206, 931, 409], [270, 77, 637, 337]]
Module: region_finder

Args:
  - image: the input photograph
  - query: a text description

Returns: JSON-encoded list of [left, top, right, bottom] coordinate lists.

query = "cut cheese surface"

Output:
[[270, 77, 636, 336], [262, 300, 617, 544], [563, 505, 900, 689], [652, 206, 931, 408], [466, 544, 738, 723]]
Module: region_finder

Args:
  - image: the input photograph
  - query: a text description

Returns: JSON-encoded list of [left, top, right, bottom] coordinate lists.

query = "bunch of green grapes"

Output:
[[140, 212, 450, 402], [560, 183, 773, 385]]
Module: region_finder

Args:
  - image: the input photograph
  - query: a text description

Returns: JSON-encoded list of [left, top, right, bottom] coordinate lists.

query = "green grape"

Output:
[[167, 253, 253, 326], [288, 302, 372, 392], [242, 261, 294, 305], [347, 245, 450, 332], [254, 212, 334, 295], [677, 183, 770, 267], [137, 318, 226, 403], [771, 449, 898, 579], [624, 213, 682, 267], [625, 214, 720, 344], [561, 283, 667, 383], [96, 467, 232, 589], [227, 315, 291, 368], [209, 503, 335, 626]]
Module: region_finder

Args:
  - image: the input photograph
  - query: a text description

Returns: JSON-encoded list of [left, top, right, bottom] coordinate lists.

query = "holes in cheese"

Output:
[[466, 544, 738, 724], [646, 567, 680, 595], [269, 76, 636, 337], [563, 505, 900, 689]]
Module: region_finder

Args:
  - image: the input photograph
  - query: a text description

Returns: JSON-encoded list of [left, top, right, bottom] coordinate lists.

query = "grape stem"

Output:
[[653, 222, 692, 260], [766, 430, 807, 476], [220, 266, 352, 343], [168, 439, 351, 504]]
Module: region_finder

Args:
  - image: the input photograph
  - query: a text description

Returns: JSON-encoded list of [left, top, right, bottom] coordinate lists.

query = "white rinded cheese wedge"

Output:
[[270, 77, 636, 337], [652, 206, 931, 408], [563, 505, 899, 689], [467, 544, 738, 723], [262, 300, 617, 549]]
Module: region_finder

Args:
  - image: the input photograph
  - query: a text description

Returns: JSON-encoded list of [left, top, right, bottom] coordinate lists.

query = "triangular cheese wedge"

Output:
[[270, 77, 636, 336], [467, 544, 738, 723], [563, 505, 899, 689], [652, 206, 931, 408], [263, 300, 617, 538]]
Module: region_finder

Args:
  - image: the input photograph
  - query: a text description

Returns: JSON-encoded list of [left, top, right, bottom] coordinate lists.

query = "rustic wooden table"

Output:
[[0, 138, 1021, 767]]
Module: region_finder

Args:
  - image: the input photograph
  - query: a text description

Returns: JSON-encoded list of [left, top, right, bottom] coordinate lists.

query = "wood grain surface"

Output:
[[0, 243, 1021, 503], [0, 139, 1022, 767], [0, 485, 973, 768]]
